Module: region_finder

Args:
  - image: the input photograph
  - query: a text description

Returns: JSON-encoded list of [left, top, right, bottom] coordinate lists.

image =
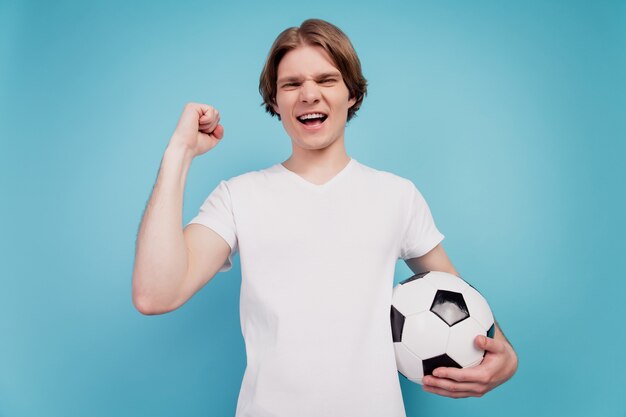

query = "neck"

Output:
[[282, 138, 351, 182]]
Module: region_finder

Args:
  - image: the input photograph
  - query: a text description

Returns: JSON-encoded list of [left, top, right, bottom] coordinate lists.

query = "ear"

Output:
[[271, 101, 282, 120], [348, 96, 357, 108]]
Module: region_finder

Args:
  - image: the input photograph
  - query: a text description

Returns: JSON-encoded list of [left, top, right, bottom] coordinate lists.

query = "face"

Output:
[[273, 44, 356, 152]]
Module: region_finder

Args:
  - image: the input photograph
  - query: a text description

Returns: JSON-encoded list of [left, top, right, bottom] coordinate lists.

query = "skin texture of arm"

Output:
[[404, 244, 519, 398]]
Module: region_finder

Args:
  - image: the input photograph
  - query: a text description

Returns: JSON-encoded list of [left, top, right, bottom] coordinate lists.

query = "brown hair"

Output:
[[259, 19, 368, 122]]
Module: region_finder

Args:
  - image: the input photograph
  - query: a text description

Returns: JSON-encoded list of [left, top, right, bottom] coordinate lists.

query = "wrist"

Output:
[[164, 141, 195, 166]]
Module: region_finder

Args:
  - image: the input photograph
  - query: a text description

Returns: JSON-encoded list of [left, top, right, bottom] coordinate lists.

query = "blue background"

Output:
[[1, 1, 625, 416]]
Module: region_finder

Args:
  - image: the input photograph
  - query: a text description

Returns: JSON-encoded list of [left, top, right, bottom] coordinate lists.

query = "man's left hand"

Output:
[[421, 332, 518, 398]]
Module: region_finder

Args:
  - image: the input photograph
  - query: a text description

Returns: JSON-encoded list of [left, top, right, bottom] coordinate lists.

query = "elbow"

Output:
[[132, 273, 152, 315], [133, 293, 176, 316], [133, 293, 158, 315], [131, 268, 182, 315], [132, 283, 173, 316]]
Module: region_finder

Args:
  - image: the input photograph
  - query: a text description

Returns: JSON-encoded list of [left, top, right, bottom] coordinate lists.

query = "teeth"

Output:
[[298, 113, 326, 121]]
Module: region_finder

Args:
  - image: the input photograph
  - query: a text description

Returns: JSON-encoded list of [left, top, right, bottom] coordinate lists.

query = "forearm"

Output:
[[492, 320, 518, 374], [493, 321, 510, 345], [132, 143, 194, 314]]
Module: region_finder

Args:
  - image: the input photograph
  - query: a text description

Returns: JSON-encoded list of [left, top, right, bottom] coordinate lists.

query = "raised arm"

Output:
[[132, 103, 228, 315]]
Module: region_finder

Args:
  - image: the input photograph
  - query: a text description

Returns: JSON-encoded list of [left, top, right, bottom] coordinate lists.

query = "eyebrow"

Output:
[[277, 71, 341, 84]]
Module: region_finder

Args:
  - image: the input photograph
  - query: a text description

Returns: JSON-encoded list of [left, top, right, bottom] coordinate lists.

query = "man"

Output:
[[132, 18, 517, 417]]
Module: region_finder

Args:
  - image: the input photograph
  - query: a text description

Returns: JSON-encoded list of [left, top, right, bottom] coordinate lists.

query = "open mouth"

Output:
[[297, 112, 328, 126]]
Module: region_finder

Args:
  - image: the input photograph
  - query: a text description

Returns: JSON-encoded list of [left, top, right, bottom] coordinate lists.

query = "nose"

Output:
[[299, 80, 321, 104]]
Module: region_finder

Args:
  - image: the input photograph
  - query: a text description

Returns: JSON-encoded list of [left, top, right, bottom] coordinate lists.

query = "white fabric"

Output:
[[187, 158, 444, 417]]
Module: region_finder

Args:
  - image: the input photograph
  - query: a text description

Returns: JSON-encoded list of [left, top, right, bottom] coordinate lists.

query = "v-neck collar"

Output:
[[277, 158, 356, 191]]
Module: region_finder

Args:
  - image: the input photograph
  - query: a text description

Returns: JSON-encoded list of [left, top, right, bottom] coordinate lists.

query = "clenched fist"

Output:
[[169, 102, 225, 158]]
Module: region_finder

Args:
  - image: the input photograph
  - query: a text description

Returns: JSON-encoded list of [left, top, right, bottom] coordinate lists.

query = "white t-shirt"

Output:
[[187, 158, 444, 417]]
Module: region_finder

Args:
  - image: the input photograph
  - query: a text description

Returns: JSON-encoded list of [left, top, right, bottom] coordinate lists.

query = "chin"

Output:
[[293, 136, 336, 150]]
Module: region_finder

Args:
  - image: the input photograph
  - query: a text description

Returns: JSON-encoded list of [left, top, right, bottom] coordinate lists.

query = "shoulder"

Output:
[[354, 160, 417, 194], [220, 163, 281, 190]]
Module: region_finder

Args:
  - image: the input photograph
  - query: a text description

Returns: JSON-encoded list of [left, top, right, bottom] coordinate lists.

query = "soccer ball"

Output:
[[390, 271, 495, 385]]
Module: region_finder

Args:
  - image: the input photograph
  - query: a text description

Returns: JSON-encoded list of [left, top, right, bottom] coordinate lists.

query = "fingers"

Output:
[[199, 121, 224, 138], [422, 381, 486, 398], [183, 102, 216, 124], [211, 124, 224, 139], [197, 106, 224, 139], [475, 334, 505, 353], [422, 373, 489, 398], [199, 106, 219, 125], [199, 108, 219, 128], [430, 366, 489, 384]]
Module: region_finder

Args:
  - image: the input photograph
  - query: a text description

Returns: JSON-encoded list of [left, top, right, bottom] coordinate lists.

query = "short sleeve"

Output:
[[186, 180, 238, 272], [398, 182, 445, 260]]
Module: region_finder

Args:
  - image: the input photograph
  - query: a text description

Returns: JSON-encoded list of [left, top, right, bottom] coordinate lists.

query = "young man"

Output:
[[133, 19, 518, 417]]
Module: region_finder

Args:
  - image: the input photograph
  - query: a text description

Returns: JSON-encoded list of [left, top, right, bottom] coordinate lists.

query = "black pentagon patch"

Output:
[[430, 290, 469, 326], [390, 305, 405, 343], [422, 354, 461, 376], [399, 271, 430, 285]]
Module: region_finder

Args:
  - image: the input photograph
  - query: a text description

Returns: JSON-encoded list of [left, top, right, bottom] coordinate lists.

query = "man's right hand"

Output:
[[169, 102, 225, 157]]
